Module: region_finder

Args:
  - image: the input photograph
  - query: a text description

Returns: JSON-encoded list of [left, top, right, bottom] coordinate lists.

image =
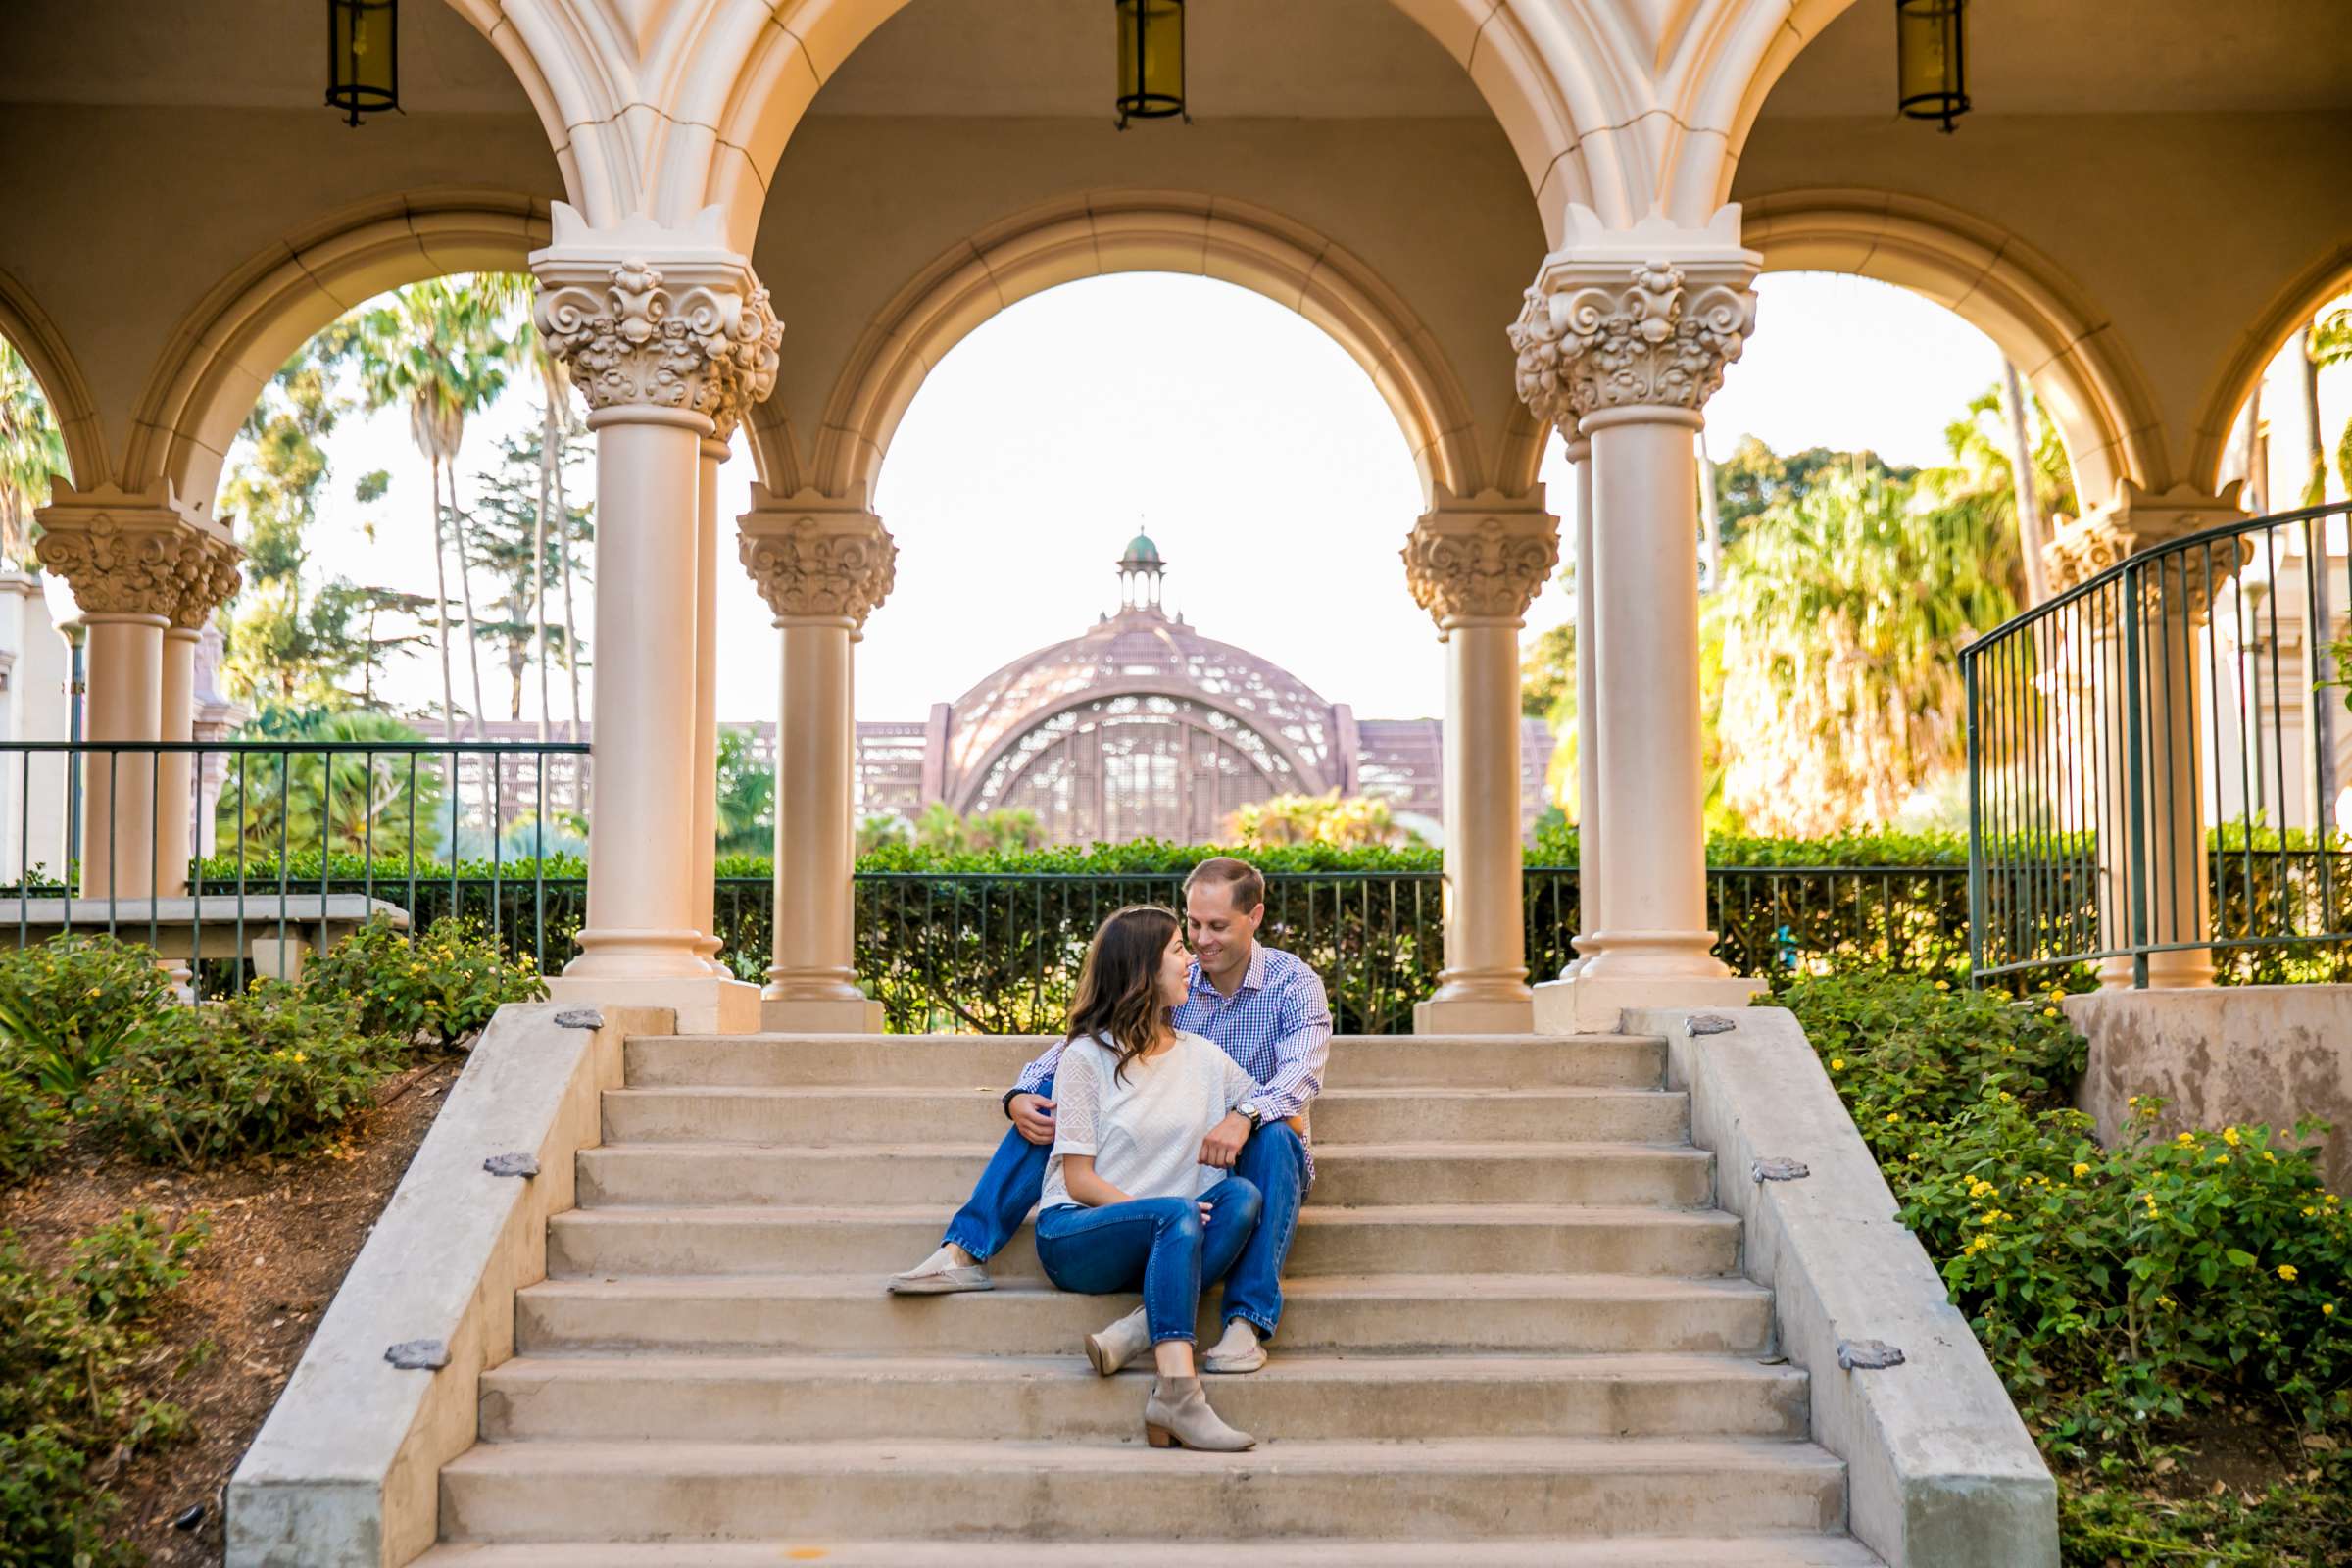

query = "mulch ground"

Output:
[[0, 1053, 466, 1565]]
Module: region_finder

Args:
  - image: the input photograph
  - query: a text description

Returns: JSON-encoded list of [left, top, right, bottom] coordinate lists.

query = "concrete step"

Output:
[[624, 1033, 1670, 1091], [437, 1436, 1847, 1544], [478, 1351, 1812, 1443], [514, 1272, 1774, 1356], [546, 1202, 1740, 1279], [576, 1139, 1715, 1209], [418, 1539, 1886, 1566], [596, 1084, 1691, 1147]]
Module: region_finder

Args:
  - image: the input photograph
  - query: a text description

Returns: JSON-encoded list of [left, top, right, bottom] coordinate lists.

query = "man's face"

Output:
[[1185, 879, 1263, 981]]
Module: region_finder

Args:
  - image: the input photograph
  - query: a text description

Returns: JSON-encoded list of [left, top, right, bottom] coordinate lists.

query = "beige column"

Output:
[[2044, 483, 2246, 989], [159, 538, 243, 900], [739, 485, 896, 1032], [1511, 205, 1769, 1032], [531, 205, 776, 1032], [35, 483, 232, 903], [692, 430, 728, 972], [1563, 437, 1601, 978], [1404, 487, 1557, 1034]]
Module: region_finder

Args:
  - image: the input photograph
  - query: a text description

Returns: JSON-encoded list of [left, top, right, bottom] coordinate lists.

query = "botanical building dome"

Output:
[[939, 538, 1346, 843]]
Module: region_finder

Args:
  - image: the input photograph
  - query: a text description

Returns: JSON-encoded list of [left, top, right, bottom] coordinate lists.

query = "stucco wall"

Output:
[[2066, 986, 2352, 1195]]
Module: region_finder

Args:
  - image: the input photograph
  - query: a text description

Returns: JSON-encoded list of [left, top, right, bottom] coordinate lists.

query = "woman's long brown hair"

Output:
[[1065, 905, 1181, 1084]]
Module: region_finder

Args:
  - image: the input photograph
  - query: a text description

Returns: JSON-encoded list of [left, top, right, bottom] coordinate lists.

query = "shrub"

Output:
[[0, 1058, 64, 1186], [306, 914, 546, 1048], [0, 935, 175, 1100], [1781, 969, 2352, 1478], [0, 1214, 202, 1568], [85, 986, 389, 1166]]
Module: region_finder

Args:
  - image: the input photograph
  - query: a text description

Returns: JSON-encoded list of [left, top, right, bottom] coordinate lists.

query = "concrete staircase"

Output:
[[416, 1031, 1886, 1565]]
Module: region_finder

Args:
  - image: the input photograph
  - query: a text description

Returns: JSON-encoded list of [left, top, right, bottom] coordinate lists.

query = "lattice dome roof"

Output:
[[942, 564, 1341, 806]]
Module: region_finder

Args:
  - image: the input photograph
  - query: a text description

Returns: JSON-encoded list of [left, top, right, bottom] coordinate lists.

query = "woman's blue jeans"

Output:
[[1033, 1177, 1262, 1345]]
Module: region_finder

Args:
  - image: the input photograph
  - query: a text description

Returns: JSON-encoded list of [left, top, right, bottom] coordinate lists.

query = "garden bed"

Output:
[[0, 1054, 464, 1564]]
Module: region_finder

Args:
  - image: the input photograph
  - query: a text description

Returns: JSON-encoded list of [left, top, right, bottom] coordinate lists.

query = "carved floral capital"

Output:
[[737, 487, 897, 628], [1510, 204, 1759, 431], [34, 484, 238, 621], [2042, 481, 2252, 625], [531, 207, 780, 428], [1402, 489, 1559, 630]]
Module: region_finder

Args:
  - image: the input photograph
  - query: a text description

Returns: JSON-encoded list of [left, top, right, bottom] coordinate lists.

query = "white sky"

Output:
[[275, 270, 2018, 727]]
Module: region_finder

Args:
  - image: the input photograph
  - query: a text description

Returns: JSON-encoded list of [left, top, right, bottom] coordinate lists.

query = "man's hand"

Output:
[[1200, 1110, 1250, 1169], [1008, 1093, 1056, 1146]]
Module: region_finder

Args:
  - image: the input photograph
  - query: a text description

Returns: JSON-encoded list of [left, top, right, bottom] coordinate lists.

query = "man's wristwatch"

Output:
[[1236, 1102, 1263, 1131]]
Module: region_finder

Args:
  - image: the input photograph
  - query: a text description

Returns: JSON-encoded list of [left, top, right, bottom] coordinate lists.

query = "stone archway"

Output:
[[1741, 189, 2167, 505], [0, 264, 105, 491], [2188, 240, 2352, 494], [756, 189, 1509, 509], [123, 191, 551, 514]]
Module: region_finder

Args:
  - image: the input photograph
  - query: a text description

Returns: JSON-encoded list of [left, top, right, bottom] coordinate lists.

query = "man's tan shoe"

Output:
[[1202, 1317, 1267, 1373], [888, 1244, 994, 1295]]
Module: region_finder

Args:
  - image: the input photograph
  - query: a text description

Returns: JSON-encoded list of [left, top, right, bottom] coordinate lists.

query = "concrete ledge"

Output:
[[1630, 1005, 2058, 1568], [225, 1003, 668, 1568], [2066, 986, 2352, 1195], [1537, 975, 1765, 1034]]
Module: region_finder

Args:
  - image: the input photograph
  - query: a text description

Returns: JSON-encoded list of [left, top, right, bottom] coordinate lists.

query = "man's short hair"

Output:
[[1183, 856, 1264, 915]]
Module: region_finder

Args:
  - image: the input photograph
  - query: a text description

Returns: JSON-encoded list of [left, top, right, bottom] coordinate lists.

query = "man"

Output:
[[889, 856, 1330, 1374]]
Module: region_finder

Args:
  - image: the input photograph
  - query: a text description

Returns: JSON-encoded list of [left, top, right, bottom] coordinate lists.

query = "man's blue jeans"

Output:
[[940, 1076, 1310, 1339], [1034, 1178, 1262, 1344]]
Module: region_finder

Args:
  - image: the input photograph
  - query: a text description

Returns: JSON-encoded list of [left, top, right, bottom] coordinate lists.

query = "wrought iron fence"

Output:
[[0, 739, 591, 994], [1963, 499, 2352, 988], [1, 740, 1972, 1020]]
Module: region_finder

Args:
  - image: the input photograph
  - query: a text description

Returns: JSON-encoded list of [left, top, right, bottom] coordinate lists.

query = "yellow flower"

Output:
[[291, 1052, 306, 1064], [1935, 980, 1950, 991], [2155, 1295, 2176, 1310], [2215, 1154, 2231, 1166], [2042, 1006, 2059, 1018], [2308, 1207, 2322, 1218], [2278, 1264, 2298, 1282], [2223, 1127, 2241, 1147], [1996, 1091, 2013, 1102], [2264, 1152, 2277, 1163], [2327, 1303, 2337, 1316], [2175, 1132, 2197, 1148], [1830, 1058, 1844, 1072], [1885, 1112, 1901, 1125], [2073, 1162, 2091, 1179]]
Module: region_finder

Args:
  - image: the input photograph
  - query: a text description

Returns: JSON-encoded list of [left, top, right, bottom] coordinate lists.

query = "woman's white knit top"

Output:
[[1039, 1029, 1257, 1210]]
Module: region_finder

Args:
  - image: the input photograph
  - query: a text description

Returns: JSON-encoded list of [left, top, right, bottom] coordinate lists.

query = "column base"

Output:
[[1413, 997, 1536, 1035], [1534, 973, 1768, 1035], [2097, 952, 2216, 990], [761, 996, 886, 1033], [547, 974, 761, 1034]]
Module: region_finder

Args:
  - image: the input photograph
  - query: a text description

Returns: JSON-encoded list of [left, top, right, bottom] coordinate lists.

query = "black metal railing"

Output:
[[0, 739, 591, 994], [1963, 499, 2352, 987], [2, 740, 1971, 1021]]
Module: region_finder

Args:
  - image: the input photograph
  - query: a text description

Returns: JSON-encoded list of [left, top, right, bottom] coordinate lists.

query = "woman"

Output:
[[1034, 904, 1265, 1452]]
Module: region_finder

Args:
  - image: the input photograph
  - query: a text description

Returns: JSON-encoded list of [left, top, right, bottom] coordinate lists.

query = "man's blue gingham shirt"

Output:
[[1011, 943, 1333, 1178]]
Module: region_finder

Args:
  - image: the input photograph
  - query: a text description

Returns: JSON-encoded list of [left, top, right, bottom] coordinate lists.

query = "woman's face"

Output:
[[1155, 928, 1192, 1009]]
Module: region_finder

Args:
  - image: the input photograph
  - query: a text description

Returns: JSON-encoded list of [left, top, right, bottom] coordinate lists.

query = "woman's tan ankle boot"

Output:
[[1085, 1306, 1151, 1377], [1143, 1375, 1256, 1451]]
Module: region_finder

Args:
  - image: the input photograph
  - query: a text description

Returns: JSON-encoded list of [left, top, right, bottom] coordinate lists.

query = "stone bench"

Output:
[[0, 894, 411, 982]]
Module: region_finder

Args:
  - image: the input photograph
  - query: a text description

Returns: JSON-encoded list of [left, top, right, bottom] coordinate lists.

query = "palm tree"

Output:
[[1713, 469, 2018, 835], [344, 274, 527, 739], [0, 339, 67, 569]]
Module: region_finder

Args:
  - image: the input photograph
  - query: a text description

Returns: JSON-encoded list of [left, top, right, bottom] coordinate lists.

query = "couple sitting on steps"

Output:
[[890, 856, 1331, 1453]]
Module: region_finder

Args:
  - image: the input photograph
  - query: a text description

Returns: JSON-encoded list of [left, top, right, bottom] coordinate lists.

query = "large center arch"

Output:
[[760, 190, 1510, 510], [1740, 189, 2168, 505], [123, 191, 551, 515]]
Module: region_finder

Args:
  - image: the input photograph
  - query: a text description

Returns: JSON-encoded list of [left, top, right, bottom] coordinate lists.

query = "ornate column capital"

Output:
[[2043, 480, 2251, 617], [1402, 485, 1559, 632], [34, 480, 238, 622], [1510, 204, 1759, 433], [737, 484, 897, 630], [169, 532, 246, 631], [530, 204, 781, 432]]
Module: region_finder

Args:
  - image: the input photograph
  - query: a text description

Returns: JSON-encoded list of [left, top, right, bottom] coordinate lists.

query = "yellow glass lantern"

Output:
[[1115, 0, 1187, 128], [1894, 0, 1969, 132], [327, 0, 400, 127]]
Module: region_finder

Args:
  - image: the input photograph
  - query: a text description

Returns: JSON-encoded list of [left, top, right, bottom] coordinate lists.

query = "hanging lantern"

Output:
[[1114, 0, 1187, 128], [1894, 0, 1968, 132], [327, 0, 400, 127]]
